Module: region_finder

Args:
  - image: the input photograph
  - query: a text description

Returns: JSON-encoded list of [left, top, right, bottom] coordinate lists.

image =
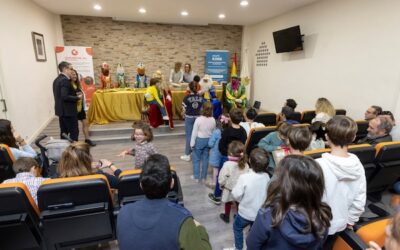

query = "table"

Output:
[[88, 88, 222, 125]]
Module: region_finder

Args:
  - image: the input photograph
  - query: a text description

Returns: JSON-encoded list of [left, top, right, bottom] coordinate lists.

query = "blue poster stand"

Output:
[[205, 50, 229, 83]]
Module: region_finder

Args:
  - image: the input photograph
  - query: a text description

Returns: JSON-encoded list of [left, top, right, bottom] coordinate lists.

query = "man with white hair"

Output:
[[199, 75, 221, 119]]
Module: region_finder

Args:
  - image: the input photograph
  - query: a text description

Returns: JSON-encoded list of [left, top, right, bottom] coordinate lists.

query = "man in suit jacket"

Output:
[[53, 61, 81, 141]]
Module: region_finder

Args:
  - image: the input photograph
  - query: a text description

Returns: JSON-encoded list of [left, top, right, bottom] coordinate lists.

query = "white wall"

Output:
[[0, 0, 63, 141], [243, 0, 400, 120]]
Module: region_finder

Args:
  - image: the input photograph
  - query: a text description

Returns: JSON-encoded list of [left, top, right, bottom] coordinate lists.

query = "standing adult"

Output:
[[53, 61, 81, 141]]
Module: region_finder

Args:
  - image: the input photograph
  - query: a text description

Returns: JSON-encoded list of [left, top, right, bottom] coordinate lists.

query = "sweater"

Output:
[[257, 132, 285, 168], [10, 145, 37, 160], [316, 153, 366, 235], [182, 94, 203, 117], [190, 116, 216, 147], [145, 85, 163, 107], [208, 128, 222, 167], [218, 126, 247, 156], [232, 169, 270, 221], [218, 161, 249, 202], [246, 207, 327, 250]]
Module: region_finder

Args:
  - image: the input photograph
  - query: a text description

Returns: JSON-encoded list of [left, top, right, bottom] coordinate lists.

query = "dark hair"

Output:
[[309, 121, 327, 140], [0, 119, 18, 148], [149, 78, 160, 86], [218, 113, 231, 130], [249, 148, 268, 173], [58, 61, 71, 72], [264, 155, 332, 239], [193, 75, 201, 83], [381, 110, 395, 122], [200, 102, 213, 117], [140, 154, 171, 199], [184, 63, 191, 72], [71, 69, 82, 90], [228, 141, 247, 169], [371, 105, 382, 115], [326, 115, 357, 147], [229, 108, 244, 125], [286, 99, 297, 110], [13, 157, 39, 173], [281, 106, 295, 120], [276, 122, 291, 138], [131, 121, 154, 142], [288, 127, 312, 151], [189, 81, 198, 94], [246, 108, 258, 120]]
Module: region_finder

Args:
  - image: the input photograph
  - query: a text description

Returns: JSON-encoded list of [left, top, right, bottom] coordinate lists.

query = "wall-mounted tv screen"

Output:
[[273, 25, 303, 53]]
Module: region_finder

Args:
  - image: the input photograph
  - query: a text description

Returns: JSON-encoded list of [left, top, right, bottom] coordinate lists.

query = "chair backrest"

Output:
[[254, 112, 277, 126], [348, 144, 376, 181], [37, 174, 115, 249], [245, 126, 276, 155], [368, 142, 400, 193], [301, 110, 316, 124], [304, 148, 331, 159], [355, 120, 369, 142], [291, 111, 302, 123], [0, 182, 43, 250], [118, 167, 183, 206], [335, 109, 347, 115], [333, 218, 390, 250], [0, 144, 16, 183]]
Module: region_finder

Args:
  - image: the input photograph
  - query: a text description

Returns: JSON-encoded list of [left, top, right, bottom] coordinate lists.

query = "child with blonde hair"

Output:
[[119, 121, 158, 169], [218, 141, 249, 223]]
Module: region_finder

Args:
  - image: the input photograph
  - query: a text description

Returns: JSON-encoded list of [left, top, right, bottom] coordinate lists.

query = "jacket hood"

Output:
[[320, 153, 363, 181], [279, 209, 323, 247]]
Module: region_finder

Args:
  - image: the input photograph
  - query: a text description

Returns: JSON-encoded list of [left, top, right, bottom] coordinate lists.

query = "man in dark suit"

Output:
[[53, 61, 81, 141]]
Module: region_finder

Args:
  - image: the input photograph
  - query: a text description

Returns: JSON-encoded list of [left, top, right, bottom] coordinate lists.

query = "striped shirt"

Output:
[[3, 172, 48, 204]]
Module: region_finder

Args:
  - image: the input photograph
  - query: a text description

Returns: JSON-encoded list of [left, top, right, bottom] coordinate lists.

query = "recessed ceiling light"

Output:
[[181, 11, 188, 16], [240, 1, 249, 6], [219, 14, 226, 19], [93, 4, 102, 10], [139, 8, 146, 14]]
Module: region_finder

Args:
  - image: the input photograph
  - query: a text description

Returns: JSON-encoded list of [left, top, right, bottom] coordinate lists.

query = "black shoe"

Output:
[[219, 213, 230, 223], [85, 139, 96, 147], [208, 193, 221, 205]]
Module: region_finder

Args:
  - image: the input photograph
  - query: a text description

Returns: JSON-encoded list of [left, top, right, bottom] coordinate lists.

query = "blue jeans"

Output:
[[147, 100, 167, 116], [213, 155, 228, 198], [233, 214, 253, 250], [184, 116, 196, 155], [192, 137, 210, 180]]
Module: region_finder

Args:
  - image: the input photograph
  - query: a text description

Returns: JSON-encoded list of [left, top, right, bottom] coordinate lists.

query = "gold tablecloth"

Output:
[[88, 88, 222, 125]]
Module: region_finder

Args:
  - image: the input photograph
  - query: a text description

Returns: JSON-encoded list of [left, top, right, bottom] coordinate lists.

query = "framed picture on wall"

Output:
[[31, 32, 46, 62]]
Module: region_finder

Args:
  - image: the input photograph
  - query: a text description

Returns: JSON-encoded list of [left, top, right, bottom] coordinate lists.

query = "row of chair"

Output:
[[254, 109, 347, 126], [0, 168, 184, 250], [245, 120, 369, 155]]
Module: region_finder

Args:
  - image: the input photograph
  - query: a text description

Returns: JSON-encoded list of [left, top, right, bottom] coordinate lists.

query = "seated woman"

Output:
[[183, 63, 196, 83], [0, 119, 36, 159], [169, 62, 183, 88], [145, 78, 169, 121], [312, 97, 335, 123], [57, 141, 121, 188]]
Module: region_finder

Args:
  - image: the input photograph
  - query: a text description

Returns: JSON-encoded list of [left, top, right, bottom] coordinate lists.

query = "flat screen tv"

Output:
[[273, 25, 303, 53]]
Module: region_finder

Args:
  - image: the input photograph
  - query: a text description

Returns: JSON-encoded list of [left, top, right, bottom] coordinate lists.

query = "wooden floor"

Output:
[[38, 118, 236, 250]]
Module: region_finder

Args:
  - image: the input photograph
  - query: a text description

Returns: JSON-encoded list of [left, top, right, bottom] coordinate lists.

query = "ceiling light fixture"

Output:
[[240, 1, 249, 6], [139, 8, 146, 14], [93, 4, 102, 10], [219, 14, 226, 19], [181, 11, 188, 16]]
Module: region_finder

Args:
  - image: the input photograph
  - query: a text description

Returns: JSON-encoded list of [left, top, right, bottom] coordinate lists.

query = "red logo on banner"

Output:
[[71, 49, 79, 56]]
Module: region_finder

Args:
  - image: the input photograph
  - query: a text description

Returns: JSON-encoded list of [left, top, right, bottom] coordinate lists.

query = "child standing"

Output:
[[257, 122, 291, 168], [181, 81, 204, 161], [208, 108, 247, 205], [3, 157, 48, 204], [229, 148, 270, 250], [119, 121, 157, 169], [190, 102, 215, 182], [316, 115, 366, 249], [145, 78, 169, 121], [207, 114, 229, 188], [246, 155, 332, 250], [218, 141, 249, 223]]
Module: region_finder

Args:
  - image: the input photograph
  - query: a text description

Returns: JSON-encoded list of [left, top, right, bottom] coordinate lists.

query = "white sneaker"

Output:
[[180, 155, 191, 161], [163, 115, 169, 120]]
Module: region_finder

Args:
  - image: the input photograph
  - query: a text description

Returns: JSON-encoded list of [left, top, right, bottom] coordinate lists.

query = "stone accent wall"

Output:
[[61, 16, 242, 85]]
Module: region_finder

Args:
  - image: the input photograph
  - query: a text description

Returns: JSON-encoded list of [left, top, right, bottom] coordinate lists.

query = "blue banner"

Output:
[[205, 50, 229, 83]]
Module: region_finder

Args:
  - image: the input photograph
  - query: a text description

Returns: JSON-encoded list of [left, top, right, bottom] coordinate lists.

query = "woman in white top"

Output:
[[312, 97, 335, 123], [190, 102, 216, 182], [169, 62, 183, 86], [0, 119, 36, 160], [239, 108, 264, 136], [183, 63, 196, 83]]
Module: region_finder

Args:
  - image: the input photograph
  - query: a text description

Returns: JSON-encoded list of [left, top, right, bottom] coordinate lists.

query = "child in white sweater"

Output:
[[231, 148, 270, 250]]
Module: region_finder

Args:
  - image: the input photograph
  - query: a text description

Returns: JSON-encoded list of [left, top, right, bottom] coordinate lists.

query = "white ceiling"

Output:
[[33, 0, 320, 26]]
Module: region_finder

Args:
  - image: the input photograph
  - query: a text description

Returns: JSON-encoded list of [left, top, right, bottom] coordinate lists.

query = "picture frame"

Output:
[[31, 32, 46, 62]]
